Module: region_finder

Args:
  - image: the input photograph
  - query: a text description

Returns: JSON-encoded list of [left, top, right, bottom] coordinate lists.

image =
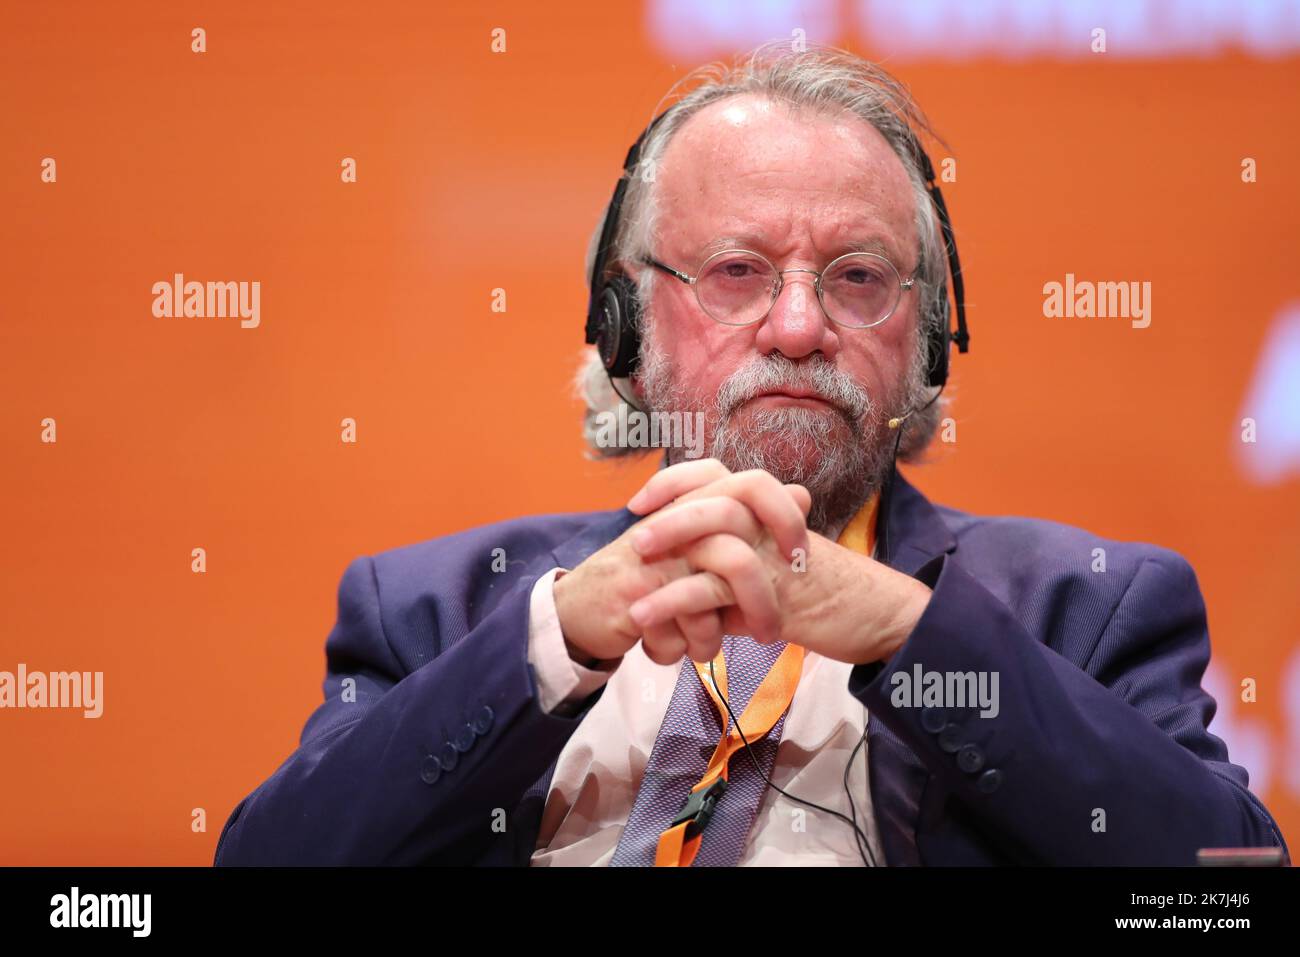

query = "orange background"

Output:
[[1, 1, 1297, 864]]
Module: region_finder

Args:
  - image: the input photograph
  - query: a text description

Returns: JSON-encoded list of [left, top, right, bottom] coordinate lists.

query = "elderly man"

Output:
[[214, 43, 1287, 866]]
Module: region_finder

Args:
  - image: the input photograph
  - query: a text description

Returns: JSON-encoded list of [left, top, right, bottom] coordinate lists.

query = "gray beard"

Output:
[[662, 405, 896, 536], [643, 345, 901, 537]]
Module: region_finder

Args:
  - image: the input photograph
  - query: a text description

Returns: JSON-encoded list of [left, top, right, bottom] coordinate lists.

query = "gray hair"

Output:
[[576, 40, 952, 462]]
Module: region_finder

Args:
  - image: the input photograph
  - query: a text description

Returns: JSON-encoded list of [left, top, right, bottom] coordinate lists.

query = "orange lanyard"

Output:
[[653, 643, 804, 866], [652, 493, 880, 868]]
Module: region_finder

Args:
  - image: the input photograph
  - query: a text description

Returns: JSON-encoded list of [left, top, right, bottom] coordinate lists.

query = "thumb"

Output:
[[784, 483, 812, 518]]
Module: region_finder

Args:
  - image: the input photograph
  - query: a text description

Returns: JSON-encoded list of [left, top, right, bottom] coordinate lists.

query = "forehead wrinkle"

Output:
[[654, 97, 917, 269], [663, 175, 906, 266]]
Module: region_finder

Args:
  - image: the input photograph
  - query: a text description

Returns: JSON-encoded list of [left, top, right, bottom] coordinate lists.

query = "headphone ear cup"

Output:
[[596, 274, 643, 379], [926, 287, 951, 389]]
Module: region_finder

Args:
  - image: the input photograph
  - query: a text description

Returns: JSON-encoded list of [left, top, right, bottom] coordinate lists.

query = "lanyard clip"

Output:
[[670, 778, 728, 838]]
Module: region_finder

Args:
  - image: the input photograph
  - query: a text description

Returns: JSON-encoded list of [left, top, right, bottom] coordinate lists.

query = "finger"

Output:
[[629, 571, 737, 630], [720, 605, 752, 638], [638, 469, 809, 562], [692, 470, 810, 562], [629, 462, 810, 562], [626, 458, 730, 514], [674, 609, 725, 663], [717, 606, 780, 646], [640, 621, 688, 666], [784, 483, 812, 518], [629, 496, 761, 558], [685, 534, 782, 644]]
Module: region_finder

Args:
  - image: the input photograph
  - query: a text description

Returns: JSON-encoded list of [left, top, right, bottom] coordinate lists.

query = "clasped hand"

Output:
[[552, 459, 931, 669]]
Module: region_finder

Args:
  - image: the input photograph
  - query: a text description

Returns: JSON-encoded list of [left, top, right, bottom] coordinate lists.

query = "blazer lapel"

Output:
[[866, 469, 957, 866]]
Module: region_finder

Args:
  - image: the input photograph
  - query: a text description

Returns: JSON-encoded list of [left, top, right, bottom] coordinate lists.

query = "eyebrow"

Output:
[[699, 234, 901, 263]]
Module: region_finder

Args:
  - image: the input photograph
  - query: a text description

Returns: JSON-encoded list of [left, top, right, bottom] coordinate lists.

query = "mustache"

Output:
[[714, 354, 871, 421]]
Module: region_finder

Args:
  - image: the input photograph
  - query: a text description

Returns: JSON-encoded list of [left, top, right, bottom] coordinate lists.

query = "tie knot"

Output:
[[719, 635, 787, 718], [724, 634, 786, 669]]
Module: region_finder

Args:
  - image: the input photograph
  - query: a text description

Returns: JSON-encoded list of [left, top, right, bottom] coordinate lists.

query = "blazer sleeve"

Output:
[[214, 555, 589, 865], [849, 550, 1290, 865]]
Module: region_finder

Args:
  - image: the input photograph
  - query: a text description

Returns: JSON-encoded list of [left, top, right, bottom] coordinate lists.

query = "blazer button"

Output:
[[472, 705, 495, 736], [921, 706, 947, 733], [440, 742, 459, 771], [938, 724, 964, 753], [976, 768, 1002, 793], [420, 755, 442, 785], [454, 724, 476, 753], [957, 744, 986, 773]]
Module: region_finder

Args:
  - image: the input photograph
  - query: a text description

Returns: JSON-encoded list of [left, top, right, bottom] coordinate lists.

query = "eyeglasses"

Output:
[[642, 248, 916, 329]]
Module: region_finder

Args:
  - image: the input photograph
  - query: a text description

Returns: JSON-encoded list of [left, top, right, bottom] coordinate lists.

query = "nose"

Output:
[[752, 271, 841, 362]]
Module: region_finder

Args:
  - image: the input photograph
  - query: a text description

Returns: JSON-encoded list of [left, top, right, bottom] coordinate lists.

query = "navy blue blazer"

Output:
[[214, 472, 1289, 865]]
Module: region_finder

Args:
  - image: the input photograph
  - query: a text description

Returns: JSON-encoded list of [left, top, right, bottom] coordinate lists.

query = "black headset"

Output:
[[583, 107, 970, 387]]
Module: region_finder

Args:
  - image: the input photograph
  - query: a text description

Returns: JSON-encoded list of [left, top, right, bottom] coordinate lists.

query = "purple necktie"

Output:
[[610, 634, 790, 867]]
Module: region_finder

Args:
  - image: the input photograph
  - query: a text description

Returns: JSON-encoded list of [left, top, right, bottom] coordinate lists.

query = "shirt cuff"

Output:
[[527, 567, 621, 716]]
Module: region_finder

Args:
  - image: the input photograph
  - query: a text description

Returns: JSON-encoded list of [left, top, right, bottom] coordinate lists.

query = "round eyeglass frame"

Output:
[[640, 247, 916, 329]]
